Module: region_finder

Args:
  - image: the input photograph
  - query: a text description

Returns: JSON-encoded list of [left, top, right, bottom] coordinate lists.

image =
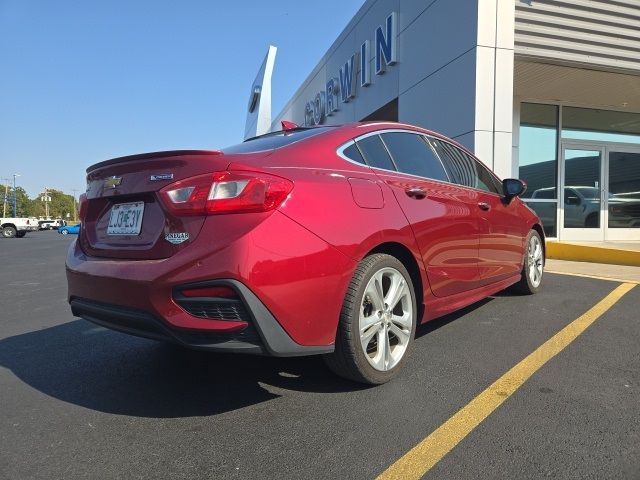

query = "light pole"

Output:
[[41, 187, 50, 219], [12, 174, 20, 217], [2, 178, 9, 218]]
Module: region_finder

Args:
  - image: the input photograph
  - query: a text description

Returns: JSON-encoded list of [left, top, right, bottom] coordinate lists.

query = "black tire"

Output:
[[324, 253, 417, 385], [511, 230, 544, 294], [2, 226, 17, 238], [16, 231, 26, 238]]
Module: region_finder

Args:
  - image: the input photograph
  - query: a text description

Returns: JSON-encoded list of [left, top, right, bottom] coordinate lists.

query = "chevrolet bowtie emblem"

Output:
[[105, 176, 122, 188]]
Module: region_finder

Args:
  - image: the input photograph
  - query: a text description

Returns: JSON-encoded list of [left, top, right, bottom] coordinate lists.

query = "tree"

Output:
[[2, 187, 33, 217], [1, 187, 78, 218], [36, 189, 77, 219]]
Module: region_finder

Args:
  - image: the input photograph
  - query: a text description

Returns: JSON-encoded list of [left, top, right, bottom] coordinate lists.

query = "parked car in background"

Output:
[[532, 186, 640, 228], [66, 121, 544, 384], [1, 217, 39, 238], [58, 224, 80, 235], [39, 219, 67, 230]]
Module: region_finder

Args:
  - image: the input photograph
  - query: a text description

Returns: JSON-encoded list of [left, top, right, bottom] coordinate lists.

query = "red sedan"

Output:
[[66, 121, 544, 384]]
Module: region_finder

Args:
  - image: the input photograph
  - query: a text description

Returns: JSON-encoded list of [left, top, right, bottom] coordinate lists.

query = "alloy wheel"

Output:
[[527, 235, 543, 288], [359, 267, 413, 371]]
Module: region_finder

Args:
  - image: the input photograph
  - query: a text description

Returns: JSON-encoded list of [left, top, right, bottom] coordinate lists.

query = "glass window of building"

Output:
[[519, 103, 559, 237], [608, 151, 640, 229], [525, 202, 557, 238], [519, 103, 559, 199], [562, 107, 640, 144], [563, 149, 602, 229]]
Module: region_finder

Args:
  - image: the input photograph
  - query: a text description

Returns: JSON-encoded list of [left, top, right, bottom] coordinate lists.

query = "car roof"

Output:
[[276, 121, 478, 159]]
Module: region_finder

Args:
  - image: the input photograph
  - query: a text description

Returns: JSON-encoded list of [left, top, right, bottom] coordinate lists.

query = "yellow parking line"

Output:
[[545, 269, 640, 285], [378, 282, 636, 480]]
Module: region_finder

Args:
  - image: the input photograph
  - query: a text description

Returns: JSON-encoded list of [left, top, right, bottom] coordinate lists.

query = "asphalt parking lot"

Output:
[[1, 233, 638, 479]]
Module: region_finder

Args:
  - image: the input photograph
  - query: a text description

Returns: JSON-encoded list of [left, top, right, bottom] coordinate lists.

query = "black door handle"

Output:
[[405, 187, 427, 199], [478, 202, 491, 211]]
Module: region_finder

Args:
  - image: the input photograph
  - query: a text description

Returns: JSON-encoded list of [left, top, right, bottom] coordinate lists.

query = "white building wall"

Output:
[[515, 0, 640, 75], [271, 0, 516, 177], [473, 0, 515, 179]]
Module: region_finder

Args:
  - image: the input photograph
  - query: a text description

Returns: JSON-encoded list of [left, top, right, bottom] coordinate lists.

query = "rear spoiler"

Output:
[[86, 150, 222, 173]]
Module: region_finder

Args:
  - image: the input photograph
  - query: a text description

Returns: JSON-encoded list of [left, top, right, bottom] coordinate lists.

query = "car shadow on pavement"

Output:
[[414, 297, 493, 339], [0, 319, 366, 418]]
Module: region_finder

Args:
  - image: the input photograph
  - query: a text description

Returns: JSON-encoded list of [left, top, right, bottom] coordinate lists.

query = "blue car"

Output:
[[58, 224, 80, 235]]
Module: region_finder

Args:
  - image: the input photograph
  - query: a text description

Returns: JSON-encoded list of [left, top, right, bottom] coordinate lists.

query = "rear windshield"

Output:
[[223, 127, 333, 154]]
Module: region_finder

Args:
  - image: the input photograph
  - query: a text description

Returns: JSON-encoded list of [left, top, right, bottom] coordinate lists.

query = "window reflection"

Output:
[[564, 149, 601, 229], [523, 201, 556, 237], [562, 107, 640, 144], [609, 151, 640, 228], [519, 103, 558, 199]]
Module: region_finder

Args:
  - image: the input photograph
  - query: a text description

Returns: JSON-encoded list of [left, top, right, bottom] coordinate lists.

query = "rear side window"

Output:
[[341, 143, 366, 164], [380, 132, 449, 182], [430, 139, 500, 194], [223, 127, 332, 154], [356, 135, 396, 171]]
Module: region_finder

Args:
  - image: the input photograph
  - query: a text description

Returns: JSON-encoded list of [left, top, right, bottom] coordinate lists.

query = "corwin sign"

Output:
[[303, 12, 397, 126]]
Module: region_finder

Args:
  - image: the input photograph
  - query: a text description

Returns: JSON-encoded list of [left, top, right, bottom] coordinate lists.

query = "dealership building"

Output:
[[249, 0, 640, 242]]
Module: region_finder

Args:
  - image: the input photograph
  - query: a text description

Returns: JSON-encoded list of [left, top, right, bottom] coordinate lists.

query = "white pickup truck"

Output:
[[1, 217, 40, 238]]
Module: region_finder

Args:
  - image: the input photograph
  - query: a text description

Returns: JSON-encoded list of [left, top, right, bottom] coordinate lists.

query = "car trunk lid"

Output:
[[80, 150, 270, 260]]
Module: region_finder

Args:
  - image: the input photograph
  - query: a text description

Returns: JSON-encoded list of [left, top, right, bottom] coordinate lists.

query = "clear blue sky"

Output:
[[0, 0, 364, 197]]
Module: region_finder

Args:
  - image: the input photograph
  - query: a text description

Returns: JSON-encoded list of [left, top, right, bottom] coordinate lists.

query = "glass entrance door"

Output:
[[560, 145, 605, 241], [606, 146, 640, 241], [559, 142, 640, 241]]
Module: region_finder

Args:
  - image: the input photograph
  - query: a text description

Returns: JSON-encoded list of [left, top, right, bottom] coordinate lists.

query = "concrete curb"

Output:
[[547, 241, 640, 267]]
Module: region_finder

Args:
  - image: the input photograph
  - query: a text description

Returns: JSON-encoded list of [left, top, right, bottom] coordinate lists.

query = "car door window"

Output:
[[355, 135, 396, 171], [475, 160, 503, 195], [430, 138, 500, 194], [380, 132, 449, 182]]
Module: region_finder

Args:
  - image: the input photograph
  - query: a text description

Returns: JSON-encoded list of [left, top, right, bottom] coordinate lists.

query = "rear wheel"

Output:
[[324, 253, 417, 384], [61, 229, 68, 235], [511, 230, 544, 294], [16, 231, 26, 238], [2, 226, 17, 238]]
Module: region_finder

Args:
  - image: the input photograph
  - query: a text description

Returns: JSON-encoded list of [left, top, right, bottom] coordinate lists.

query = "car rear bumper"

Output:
[[66, 211, 354, 354], [70, 279, 334, 356]]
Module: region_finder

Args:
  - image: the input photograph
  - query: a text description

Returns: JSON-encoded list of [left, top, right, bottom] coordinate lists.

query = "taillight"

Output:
[[78, 193, 88, 220], [159, 171, 293, 215]]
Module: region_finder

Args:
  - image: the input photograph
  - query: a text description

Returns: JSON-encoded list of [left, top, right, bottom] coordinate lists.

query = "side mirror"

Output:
[[503, 178, 526, 201]]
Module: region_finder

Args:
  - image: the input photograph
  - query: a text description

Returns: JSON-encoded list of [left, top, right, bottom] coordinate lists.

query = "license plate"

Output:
[[107, 201, 145, 235]]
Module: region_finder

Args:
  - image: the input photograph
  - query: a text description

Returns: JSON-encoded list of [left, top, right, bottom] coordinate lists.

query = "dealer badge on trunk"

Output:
[[165, 232, 189, 245]]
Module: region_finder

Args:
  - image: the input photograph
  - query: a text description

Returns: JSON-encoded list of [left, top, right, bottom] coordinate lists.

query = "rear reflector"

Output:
[[181, 286, 237, 298], [159, 171, 293, 215]]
